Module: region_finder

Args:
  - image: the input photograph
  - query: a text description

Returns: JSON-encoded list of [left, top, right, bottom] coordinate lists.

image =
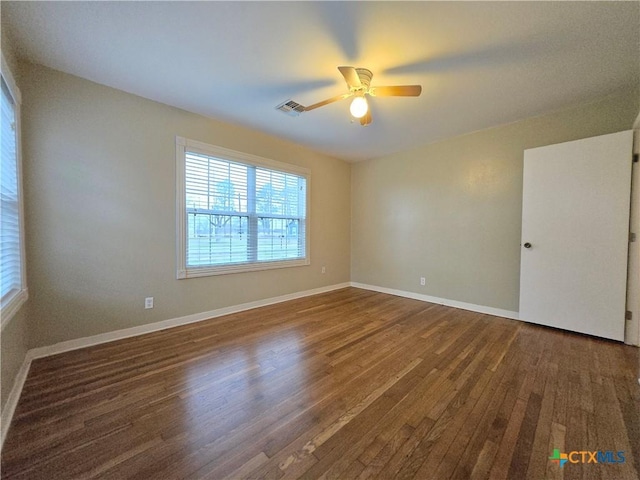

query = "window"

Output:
[[1, 55, 27, 327], [176, 137, 310, 278]]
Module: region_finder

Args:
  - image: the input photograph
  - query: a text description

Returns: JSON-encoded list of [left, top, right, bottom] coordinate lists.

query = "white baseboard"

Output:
[[350, 282, 520, 320], [28, 282, 350, 360], [1, 351, 32, 449]]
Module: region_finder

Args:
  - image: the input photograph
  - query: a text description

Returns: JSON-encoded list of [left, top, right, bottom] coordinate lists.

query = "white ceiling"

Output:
[[3, 1, 639, 162]]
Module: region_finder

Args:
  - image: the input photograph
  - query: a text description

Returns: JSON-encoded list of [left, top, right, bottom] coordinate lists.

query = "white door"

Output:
[[519, 130, 633, 341]]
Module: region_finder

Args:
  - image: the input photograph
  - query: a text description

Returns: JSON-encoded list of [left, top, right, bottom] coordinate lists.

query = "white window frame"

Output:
[[176, 137, 311, 279], [1, 54, 28, 330]]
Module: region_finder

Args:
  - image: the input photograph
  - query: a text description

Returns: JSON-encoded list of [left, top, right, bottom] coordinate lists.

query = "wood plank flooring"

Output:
[[1, 287, 639, 479]]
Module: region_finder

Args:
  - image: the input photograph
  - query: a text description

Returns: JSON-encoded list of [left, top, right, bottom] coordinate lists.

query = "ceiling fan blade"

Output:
[[338, 66, 362, 89], [360, 110, 372, 126], [304, 93, 352, 112], [369, 85, 422, 97]]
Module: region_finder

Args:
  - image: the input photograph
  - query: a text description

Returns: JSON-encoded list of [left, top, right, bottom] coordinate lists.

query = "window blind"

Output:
[[181, 146, 308, 276], [0, 76, 23, 308]]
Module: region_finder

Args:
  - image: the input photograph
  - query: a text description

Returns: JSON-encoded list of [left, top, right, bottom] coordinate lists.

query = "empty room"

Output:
[[1, 2, 639, 479]]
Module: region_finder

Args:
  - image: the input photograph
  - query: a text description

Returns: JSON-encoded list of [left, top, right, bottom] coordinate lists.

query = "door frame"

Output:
[[627, 120, 640, 346]]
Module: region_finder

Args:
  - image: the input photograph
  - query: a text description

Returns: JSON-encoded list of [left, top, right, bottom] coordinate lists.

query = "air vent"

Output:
[[276, 100, 305, 117]]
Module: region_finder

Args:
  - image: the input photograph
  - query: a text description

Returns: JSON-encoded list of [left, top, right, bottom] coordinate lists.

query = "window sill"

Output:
[[177, 258, 310, 279]]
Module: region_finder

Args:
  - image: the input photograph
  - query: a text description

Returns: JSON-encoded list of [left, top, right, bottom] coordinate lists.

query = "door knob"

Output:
[[523, 242, 532, 249]]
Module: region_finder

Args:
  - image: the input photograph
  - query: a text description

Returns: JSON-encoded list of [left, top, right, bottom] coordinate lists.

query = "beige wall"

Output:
[[20, 62, 351, 349], [9, 60, 640, 353], [1, 28, 19, 74], [351, 87, 639, 312]]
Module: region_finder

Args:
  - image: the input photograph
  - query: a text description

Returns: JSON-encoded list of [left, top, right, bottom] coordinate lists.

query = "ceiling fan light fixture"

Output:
[[283, 66, 421, 126], [349, 95, 368, 119]]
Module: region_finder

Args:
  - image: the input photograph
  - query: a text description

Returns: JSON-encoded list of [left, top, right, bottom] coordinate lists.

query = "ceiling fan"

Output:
[[276, 66, 422, 126]]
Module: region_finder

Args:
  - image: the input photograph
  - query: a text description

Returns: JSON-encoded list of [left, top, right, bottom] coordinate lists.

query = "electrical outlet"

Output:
[[420, 277, 426, 286], [145, 297, 154, 309], [321, 266, 326, 274]]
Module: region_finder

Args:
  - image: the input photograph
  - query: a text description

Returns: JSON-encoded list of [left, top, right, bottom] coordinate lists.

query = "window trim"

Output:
[[176, 136, 311, 279], [1, 53, 28, 330]]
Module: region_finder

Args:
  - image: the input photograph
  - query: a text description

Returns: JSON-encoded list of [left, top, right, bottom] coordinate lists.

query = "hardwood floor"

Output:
[[2, 287, 639, 479]]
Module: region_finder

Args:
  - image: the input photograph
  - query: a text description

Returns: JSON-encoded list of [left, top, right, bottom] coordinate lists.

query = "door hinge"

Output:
[[634, 153, 639, 163], [631, 232, 637, 243], [626, 310, 633, 321]]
